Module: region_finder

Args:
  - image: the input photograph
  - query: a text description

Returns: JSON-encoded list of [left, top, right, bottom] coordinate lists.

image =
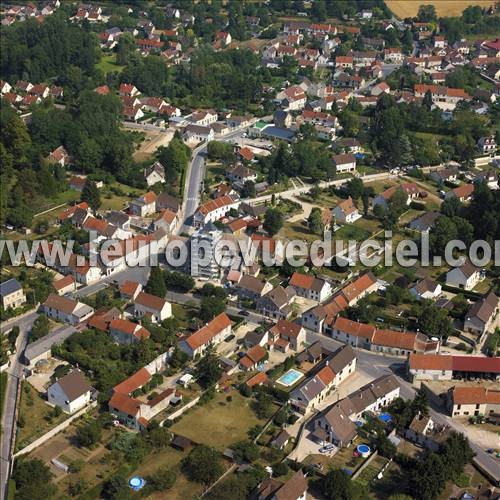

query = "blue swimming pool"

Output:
[[378, 413, 392, 423], [277, 368, 304, 387]]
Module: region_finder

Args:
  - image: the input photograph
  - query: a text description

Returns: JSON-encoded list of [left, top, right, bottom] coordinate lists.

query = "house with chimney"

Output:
[[129, 191, 158, 217], [47, 370, 93, 414], [236, 275, 273, 301], [109, 318, 150, 345], [448, 386, 500, 418], [257, 285, 296, 320], [445, 260, 481, 290], [41, 294, 94, 325], [178, 312, 232, 358], [144, 161, 165, 186]]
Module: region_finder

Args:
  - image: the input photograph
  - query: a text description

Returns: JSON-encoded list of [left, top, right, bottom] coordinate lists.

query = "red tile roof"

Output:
[[135, 292, 167, 311], [109, 391, 141, 416], [270, 319, 303, 339], [246, 371, 268, 387], [372, 329, 417, 350], [119, 280, 141, 297], [114, 367, 151, 395], [333, 316, 376, 340], [184, 313, 231, 350]]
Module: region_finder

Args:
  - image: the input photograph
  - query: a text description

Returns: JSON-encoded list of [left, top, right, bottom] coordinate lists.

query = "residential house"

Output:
[[311, 374, 400, 446], [410, 278, 442, 300], [253, 470, 308, 500], [332, 154, 356, 174], [464, 292, 499, 337], [133, 292, 172, 323], [477, 136, 497, 155], [0, 278, 26, 309], [257, 286, 296, 320], [226, 164, 257, 187], [339, 272, 378, 306], [144, 161, 165, 186], [445, 183, 475, 203], [119, 281, 142, 301], [448, 386, 500, 418], [430, 168, 459, 185], [119, 83, 140, 97], [156, 192, 180, 214], [474, 170, 498, 190], [236, 275, 273, 301], [408, 211, 441, 233], [48, 145, 71, 166], [153, 209, 178, 234], [271, 429, 291, 450], [335, 56, 353, 69], [333, 197, 361, 224], [414, 84, 470, 110], [109, 318, 150, 345], [53, 275, 76, 296], [301, 294, 348, 334], [227, 115, 253, 129], [178, 312, 232, 358], [41, 294, 94, 325], [193, 195, 240, 227], [184, 124, 215, 142], [215, 31, 231, 46], [289, 272, 332, 302], [106, 211, 131, 232], [373, 183, 420, 209], [47, 370, 92, 414], [239, 344, 268, 371], [129, 191, 157, 217], [371, 81, 390, 96], [290, 345, 357, 414], [446, 260, 481, 290], [188, 110, 218, 126], [269, 319, 306, 351], [405, 414, 452, 451], [282, 85, 307, 110]]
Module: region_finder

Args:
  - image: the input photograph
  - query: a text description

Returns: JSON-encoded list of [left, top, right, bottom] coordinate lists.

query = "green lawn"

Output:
[[96, 55, 124, 75], [170, 391, 263, 451], [15, 381, 67, 451]]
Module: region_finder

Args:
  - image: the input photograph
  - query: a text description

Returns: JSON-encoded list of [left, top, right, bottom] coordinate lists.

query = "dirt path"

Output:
[[133, 129, 174, 162]]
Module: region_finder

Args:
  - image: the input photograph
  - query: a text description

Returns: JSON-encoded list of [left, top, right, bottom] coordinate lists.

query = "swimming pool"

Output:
[[378, 413, 392, 423], [277, 368, 304, 387]]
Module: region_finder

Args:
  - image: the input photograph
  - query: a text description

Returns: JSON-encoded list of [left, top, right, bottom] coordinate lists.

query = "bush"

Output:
[[273, 461, 289, 477], [454, 472, 470, 488], [410, 201, 426, 210]]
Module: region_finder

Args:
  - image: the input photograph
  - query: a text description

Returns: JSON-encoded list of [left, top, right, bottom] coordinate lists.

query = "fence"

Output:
[[164, 396, 200, 422], [13, 401, 97, 458], [352, 449, 380, 480]]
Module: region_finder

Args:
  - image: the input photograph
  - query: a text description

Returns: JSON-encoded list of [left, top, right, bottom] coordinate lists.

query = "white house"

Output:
[[47, 370, 92, 414], [332, 197, 361, 224], [410, 278, 442, 300], [42, 294, 94, 325], [332, 153, 356, 174], [445, 260, 481, 290], [144, 161, 165, 186], [184, 124, 215, 142], [129, 191, 157, 217], [133, 292, 172, 323], [193, 194, 240, 227]]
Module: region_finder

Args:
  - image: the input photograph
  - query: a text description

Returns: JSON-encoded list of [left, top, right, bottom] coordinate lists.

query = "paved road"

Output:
[[0, 320, 31, 499], [0, 311, 38, 335], [178, 129, 249, 234], [305, 330, 500, 484]]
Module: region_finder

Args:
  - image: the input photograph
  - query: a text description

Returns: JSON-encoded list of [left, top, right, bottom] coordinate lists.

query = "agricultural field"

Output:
[[385, 0, 494, 18]]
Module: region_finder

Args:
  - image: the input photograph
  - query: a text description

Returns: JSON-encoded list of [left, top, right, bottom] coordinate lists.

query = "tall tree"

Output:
[[81, 180, 101, 211], [145, 267, 166, 298], [263, 208, 283, 236]]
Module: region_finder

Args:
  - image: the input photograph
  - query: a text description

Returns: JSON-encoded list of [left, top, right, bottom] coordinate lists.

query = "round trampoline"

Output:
[[129, 477, 146, 491], [357, 444, 371, 458]]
